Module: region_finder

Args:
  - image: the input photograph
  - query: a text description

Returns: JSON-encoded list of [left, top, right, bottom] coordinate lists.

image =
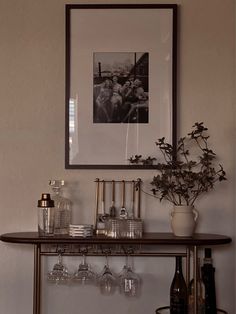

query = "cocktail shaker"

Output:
[[37, 193, 55, 236]]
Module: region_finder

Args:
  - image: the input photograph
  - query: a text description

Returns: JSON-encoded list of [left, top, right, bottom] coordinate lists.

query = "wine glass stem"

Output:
[[126, 254, 131, 268], [58, 253, 62, 265], [105, 255, 109, 267], [82, 254, 86, 265]]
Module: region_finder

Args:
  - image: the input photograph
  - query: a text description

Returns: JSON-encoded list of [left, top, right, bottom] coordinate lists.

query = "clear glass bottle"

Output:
[[49, 180, 72, 235], [37, 193, 55, 236], [188, 258, 205, 314]]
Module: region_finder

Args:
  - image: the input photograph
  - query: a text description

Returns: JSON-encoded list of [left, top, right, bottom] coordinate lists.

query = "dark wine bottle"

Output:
[[170, 256, 188, 314], [201, 248, 217, 314]]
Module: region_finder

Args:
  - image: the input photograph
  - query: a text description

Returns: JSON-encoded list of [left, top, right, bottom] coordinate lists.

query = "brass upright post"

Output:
[[137, 179, 141, 218], [33, 244, 41, 314], [193, 245, 198, 314], [94, 178, 100, 230]]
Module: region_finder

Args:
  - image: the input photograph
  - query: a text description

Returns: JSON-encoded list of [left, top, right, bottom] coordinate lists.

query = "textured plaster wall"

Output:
[[0, 0, 235, 313]]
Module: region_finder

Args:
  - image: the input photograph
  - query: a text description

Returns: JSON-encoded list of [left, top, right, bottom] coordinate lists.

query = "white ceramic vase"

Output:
[[170, 205, 198, 237]]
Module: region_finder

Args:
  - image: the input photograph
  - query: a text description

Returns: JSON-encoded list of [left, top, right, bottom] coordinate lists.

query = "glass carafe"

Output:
[[49, 180, 72, 235]]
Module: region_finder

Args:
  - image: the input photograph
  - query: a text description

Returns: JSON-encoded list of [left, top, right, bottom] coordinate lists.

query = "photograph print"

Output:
[[93, 52, 149, 124]]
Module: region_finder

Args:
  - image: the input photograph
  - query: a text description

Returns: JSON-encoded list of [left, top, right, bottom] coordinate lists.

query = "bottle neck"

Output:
[[52, 187, 61, 196], [204, 248, 213, 265], [175, 256, 183, 274]]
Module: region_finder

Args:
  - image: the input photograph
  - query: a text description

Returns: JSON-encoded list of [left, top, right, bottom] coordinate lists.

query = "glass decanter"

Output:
[[49, 180, 72, 235]]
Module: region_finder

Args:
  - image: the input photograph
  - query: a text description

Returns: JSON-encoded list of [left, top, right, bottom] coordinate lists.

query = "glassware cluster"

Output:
[[37, 180, 72, 236], [37, 178, 143, 238], [47, 254, 141, 297], [169, 250, 218, 314]]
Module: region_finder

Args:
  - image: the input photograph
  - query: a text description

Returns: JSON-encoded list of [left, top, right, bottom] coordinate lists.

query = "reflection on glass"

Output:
[[69, 96, 79, 163]]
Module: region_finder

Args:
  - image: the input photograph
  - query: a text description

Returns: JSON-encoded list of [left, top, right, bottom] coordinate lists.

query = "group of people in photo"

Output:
[[94, 75, 148, 123]]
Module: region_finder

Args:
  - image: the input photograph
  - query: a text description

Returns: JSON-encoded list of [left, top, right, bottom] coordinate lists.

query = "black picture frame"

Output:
[[65, 4, 177, 169]]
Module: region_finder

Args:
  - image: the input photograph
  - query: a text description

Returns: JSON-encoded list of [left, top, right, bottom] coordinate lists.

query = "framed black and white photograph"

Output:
[[65, 4, 177, 169], [93, 52, 149, 124]]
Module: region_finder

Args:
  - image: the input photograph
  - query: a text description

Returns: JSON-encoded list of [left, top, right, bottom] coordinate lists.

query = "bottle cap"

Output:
[[38, 193, 54, 208], [49, 180, 65, 187]]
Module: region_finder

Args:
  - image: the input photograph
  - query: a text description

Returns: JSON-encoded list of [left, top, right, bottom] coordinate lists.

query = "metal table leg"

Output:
[[193, 245, 198, 314], [33, 244, 41, 314]]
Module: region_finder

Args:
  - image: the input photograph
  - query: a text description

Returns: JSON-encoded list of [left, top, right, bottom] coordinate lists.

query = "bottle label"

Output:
[[170, 295, 187, 313]]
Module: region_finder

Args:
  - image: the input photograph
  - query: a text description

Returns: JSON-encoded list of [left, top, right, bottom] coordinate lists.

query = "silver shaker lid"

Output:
[[37, 193, 54, 208]]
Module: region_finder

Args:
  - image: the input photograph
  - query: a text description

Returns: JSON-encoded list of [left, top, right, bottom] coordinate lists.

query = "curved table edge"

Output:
[[0, 232, 232, 246]]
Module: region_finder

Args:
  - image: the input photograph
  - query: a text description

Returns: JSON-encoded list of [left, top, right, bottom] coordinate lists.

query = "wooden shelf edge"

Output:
[[0, 232, 232, 246]]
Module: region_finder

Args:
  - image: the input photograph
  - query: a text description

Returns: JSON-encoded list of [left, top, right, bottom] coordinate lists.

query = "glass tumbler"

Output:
[[105, 218, 121, 238]]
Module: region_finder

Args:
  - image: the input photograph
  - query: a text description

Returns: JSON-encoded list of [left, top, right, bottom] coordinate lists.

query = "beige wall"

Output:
[[0, 0, 235, 313]]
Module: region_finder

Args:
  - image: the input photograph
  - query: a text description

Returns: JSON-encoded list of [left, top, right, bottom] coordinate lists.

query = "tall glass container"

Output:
[[49, 180, 72, 235], [188, 258, 205, 313], [37, 193, 55, 236]]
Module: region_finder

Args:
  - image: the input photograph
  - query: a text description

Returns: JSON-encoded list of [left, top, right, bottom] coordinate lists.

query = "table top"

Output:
[[0, 232, 232, 246]]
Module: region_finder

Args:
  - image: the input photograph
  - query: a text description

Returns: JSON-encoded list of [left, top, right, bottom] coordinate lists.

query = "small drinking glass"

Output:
[[98, 256, 117, 295], [73, 255, 96, 285], [125, 219, 143, 239], [105, 218, 121, 238], [47, 253, 71, 284]]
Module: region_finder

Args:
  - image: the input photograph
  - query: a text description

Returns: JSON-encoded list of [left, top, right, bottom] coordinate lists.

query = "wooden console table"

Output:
[[0, 232, 232, 314]]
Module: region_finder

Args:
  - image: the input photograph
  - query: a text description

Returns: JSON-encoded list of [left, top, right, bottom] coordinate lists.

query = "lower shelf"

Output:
[[155, 306, 227, 314]]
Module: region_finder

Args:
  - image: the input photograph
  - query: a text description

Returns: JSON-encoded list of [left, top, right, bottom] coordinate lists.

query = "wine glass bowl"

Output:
[[119, 266, 140, 297], [73, 255, 96, 285], [119, 255, 141, 297], [98, 256, 117, 295], [47, 253, 71, 284]]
